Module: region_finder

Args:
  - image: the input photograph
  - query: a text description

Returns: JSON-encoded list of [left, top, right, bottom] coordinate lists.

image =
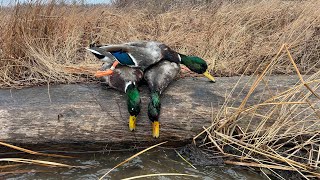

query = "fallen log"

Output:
[[0, 76, 308, 149]]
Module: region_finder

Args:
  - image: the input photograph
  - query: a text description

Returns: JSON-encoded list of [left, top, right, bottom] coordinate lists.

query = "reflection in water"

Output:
[[2, 148, 265, 180]]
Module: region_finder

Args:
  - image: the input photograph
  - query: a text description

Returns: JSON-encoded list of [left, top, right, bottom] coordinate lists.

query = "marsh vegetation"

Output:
[[0, 0, 320, 179], [0, 0, 319, 87]]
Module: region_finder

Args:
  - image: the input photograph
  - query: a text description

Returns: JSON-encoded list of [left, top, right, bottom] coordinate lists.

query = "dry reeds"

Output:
[[99, 141, 168, 179], [98, 141, 198, 180], [195, 44, 320, 179], [0, 141, 76, 175], [0, 0, 319, 88]]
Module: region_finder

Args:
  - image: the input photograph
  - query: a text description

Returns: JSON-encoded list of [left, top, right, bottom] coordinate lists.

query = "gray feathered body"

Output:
[[144, 60, 180, 94], [100, 64, 143, 93], [87, 41, 181, 71]]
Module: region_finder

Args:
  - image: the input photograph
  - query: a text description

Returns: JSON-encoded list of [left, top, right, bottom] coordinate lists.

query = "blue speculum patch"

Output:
[[111, 51, 135, 66]]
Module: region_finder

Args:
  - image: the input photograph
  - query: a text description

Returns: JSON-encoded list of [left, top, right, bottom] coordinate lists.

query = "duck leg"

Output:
[[148, 91, 161, 138], [95, 61, 119, 77], [125, 82, 141, 131]]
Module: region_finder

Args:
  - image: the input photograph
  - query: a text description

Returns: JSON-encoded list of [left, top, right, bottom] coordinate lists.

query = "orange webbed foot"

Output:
[[94, 69, 114, 77]]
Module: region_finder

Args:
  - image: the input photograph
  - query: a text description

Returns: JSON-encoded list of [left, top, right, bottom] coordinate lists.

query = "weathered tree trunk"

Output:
[[0, 76, 305, 148]]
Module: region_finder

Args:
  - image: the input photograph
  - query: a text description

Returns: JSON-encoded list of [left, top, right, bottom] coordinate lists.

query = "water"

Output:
[[2, 148, 265, 180]]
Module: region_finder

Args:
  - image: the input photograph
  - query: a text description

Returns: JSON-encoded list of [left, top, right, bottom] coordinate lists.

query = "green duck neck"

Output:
[[148, 91, 161, 121], [179, 53, 208, 74], [126, 84, 141, 116]]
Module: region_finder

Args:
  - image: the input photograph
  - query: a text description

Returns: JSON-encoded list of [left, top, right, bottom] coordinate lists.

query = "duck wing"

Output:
[[96, 41, 166, 69], [86, 46, 117, 64], [125, 41, 165, 69]]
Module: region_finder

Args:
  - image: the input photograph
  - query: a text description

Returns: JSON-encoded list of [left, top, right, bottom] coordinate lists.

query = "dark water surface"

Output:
[[2, 148, 265, 180]]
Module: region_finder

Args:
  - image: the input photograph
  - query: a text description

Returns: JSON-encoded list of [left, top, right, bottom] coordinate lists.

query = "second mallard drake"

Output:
[[144, 56, 216, 138], [144, 60, 180, 138]]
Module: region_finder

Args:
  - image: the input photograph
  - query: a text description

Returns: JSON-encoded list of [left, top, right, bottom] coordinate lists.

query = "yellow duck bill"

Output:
[[152, 121, 160, 138], [203, 70, 215, 82], [129, 116, 137, 131]]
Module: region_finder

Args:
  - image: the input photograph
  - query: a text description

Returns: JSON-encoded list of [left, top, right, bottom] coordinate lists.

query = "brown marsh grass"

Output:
[[195, 44, 320, 179], [0, 0, 319, 88], [0, 141, 75, 175]]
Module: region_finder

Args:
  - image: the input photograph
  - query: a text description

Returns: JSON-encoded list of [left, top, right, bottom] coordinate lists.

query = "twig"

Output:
[[99, 141, 167, 180], [174, 150, 197, 169], [121, 173, 198, 180], [0, 141, 72, 158], [225, 160, 295, 171], [203, 127, 225, 155], [284, 44, 320, 100]]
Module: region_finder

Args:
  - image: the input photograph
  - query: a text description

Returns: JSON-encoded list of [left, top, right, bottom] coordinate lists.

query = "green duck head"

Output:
[[126, 83, 141, 131], [148, 92, 161, 138], [179, 54, 215, 82]]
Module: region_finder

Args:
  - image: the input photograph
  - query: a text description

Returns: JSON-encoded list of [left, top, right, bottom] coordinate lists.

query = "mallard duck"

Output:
[[87, 41, 215, 82], [144, 55, 216, 138], [144, 60, 180, 138], [100, 63, 143, 131]]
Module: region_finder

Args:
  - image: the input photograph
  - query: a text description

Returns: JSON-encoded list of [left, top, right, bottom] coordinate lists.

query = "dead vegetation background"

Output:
[[0, 0, 319, 88], [0, 0, 320, 179], [195, 44, 320, 179]]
